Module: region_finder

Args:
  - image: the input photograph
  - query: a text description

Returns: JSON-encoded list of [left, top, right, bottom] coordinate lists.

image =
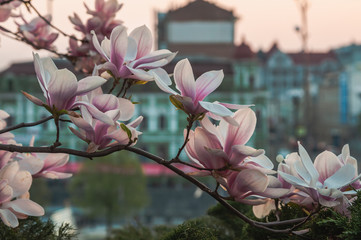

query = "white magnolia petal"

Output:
[[294, 160, 312, 185], [318, 196, 341, 207], [195, 70, 223, 102], [118, 98, 135, 121], [314, 150, 342, 183], [125, 36, 137, 61], [76, 76, 107, 96], [324, 164, 356, 189], [110, 25, 128, 69], [91, 30, 110, 61], [73, 101, 115, 126], [278, 171, 309, 188], [174, 59, 196, 100], [150, 68, 172, 85], [0, 209, 18, 228], [128, 116, 143, 128], [199, 101, 233, 117], [248, 154, 274, 169], [341, 144, 350, 163], [126, 67, 154, 81], [129, 25, 152, 59], [3, 199, 44, 216], [298, 142, 319, 187], [47, 69, 78, 109], [150, 69, 178, 95], [18, 156, 44, 175]]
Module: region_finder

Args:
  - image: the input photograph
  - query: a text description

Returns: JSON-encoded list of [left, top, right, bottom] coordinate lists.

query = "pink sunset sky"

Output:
[[1, 0, 361, 71]]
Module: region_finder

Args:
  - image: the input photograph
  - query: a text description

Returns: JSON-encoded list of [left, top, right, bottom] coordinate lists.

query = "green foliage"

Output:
[[69, 151, 148, 231], [161, 217, 223, 240], [0, 217, 77, 240], [308, 208, 348, 240], [107, 192, 361, 240], [340, 191, 361, 239], [107, 224, 174, 240], [207, 201, 253, 239]]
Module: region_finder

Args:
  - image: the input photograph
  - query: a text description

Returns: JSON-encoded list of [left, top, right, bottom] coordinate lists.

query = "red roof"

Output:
[[234, 41, 255, 59], [288, 51, 337, 65], [57, 162, 198, 176], [166, 0, 236, 21]]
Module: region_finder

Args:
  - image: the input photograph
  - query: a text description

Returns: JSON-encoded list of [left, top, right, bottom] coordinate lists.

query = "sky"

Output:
[[1, 0, 361, 71]]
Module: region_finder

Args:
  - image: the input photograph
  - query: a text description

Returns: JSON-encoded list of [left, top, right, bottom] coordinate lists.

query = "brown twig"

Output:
[[24, 0, 83, 42], [0, 116, 53, 134], [170, 115, 196, 163]]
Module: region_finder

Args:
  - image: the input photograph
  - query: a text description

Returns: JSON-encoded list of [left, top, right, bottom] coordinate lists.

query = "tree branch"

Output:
[[0, 142, 309, 233], [24, 1, 83, 42], [0, 116, 53, 134]]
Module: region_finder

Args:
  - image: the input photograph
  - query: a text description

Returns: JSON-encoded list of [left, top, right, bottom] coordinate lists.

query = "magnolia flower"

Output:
[[0, 162, 44, 228], [18, 154, 70, 179], [22, 53, 114, 124], [0, 0, 20, 22], [0, 110, 17, 169], [80, 87, 134, 122], [278, 143, 361, 207], [338, 144, 361, 190], [158, 59, 245, 123], [70, 103, 143, 152], [224, 169, 269, 204], [185, 108, 273, 174], [85, 0, 123, 19], [68, 0, 123, 73], [17, 15, 58, 50], [92, 25, 176, 83]]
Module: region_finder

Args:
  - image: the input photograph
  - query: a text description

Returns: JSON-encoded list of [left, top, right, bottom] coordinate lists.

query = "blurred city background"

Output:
[[1, 0, 361, 238]]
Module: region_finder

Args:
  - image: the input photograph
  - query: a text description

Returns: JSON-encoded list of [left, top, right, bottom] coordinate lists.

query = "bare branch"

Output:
[[0, 116, 53, 134], [24, 1, 84, 42], [0, 143, 309, 233]]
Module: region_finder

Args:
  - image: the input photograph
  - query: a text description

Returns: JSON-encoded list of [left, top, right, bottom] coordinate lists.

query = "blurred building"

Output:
[[157, 0, 236, 58], [259, 42, 343, 146]]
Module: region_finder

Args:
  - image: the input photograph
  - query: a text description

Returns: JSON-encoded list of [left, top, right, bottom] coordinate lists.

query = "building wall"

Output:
[[167, 21, 233, 43]]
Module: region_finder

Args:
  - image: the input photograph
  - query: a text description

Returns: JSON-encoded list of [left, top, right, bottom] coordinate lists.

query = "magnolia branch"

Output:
[[23, 0, 83, 42], [171, 115, 196, 163], [0, 25, 68, 58], [0, 0, 27, 5], [0, 116, 53, 134], [0, 143, 308, 234]]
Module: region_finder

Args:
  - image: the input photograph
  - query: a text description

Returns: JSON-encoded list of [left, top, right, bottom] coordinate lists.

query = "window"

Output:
[[159, 115, 167, 130]]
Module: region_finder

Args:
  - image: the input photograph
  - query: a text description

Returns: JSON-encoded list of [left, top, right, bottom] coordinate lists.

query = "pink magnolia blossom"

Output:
[[17, 15, 58, 50], [0, 162, 44, 228], [224, 169, 269, 204], [69, 86, 138, 152], [80, 86, 135, 122], [91, 25, 176, 83], [158, 58, 245, 122], [0, 0, 20, 22], [22, 53, 115, 125], [18, 137, 72, 179], [68, 0, 123, 73], [70, 112, 143, 152], [85, 0, 123, 20], [278, 142, 361, 208], [185, 108, 273, 173], [0, 110, 17, 168], [337, 144, 361, 190]]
